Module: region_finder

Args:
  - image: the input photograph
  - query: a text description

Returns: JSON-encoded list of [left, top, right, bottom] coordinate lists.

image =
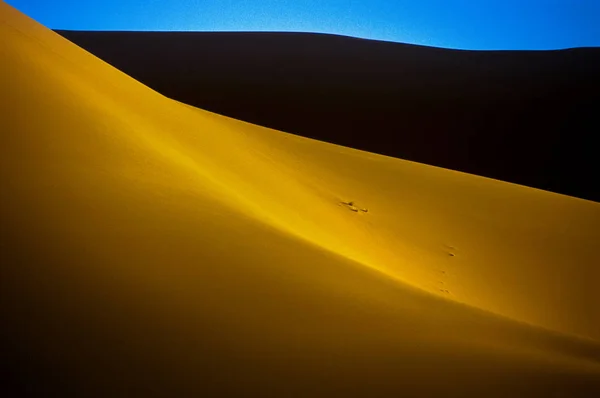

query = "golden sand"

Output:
[[2, 2, 599, 396]]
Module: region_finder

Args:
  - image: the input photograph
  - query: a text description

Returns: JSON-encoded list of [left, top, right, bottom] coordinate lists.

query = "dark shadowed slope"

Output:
[[55, 30, 600, 202]]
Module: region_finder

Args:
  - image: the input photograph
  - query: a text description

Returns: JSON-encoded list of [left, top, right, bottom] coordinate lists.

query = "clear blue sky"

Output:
[[5, 0, 600, 50]]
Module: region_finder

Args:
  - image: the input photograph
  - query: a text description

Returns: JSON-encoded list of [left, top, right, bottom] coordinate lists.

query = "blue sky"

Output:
[[6, 0, 600, 50]]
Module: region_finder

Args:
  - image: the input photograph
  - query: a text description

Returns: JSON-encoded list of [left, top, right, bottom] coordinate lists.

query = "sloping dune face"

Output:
[[2, 3, 600, 397], [55, 30, 600, 202]]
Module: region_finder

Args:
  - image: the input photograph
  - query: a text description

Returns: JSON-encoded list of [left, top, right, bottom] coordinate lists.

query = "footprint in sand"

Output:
[[340, 201, 368, 213], [442, 244, 457, 258]]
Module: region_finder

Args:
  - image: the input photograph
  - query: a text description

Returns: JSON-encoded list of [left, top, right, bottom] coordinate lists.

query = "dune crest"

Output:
[[2, 2, 600, 396], [55, 29, 600, 202]]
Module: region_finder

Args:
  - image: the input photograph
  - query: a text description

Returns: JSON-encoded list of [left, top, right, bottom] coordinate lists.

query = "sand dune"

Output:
[[2, 2, 600, 396], [55, 29, 600, 202]]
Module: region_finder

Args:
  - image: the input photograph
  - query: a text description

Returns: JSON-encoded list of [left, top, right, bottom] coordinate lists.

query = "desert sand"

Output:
[[55, 29, 600, 202], [2, 2, 600, 396]]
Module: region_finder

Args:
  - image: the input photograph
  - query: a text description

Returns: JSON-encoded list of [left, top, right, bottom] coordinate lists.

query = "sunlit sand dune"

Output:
[[2, 2, 600, 396], [56, 29, 600, 202]]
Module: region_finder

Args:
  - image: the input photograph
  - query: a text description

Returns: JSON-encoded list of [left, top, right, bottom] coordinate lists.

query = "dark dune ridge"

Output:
[[55, 31, 600, 202]]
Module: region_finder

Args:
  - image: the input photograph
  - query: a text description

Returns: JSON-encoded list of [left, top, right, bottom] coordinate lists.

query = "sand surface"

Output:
[[56, 29, 600, 202], [2, 2, 600, 396]]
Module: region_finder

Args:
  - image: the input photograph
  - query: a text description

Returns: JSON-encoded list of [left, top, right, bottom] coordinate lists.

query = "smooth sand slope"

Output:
[[56, 30, 600, 202], [2, 3, 600, 396]]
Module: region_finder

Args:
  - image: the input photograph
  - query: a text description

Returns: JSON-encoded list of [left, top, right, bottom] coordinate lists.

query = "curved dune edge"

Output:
[[53, 29, 600, 203], [2, 2, 600, 396]]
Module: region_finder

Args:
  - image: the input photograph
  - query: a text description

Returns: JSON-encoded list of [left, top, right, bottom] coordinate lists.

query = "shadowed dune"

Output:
[[2, 2, 600, 396], [55, 29, 600, 202]]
